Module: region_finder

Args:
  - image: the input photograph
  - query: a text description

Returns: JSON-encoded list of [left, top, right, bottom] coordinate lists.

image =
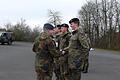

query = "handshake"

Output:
[[60, 49, 66, 55], [59, 47, 69, 56]]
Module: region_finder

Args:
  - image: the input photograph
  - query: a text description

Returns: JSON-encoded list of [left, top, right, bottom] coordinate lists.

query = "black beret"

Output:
[[61, 23, 69, 28], [55, 25, 61, 29], [69, 18, 79, 24], [43, 23, 54, 30]]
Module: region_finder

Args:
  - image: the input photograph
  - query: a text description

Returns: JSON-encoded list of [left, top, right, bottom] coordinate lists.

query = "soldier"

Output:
[[53, 25, 62, 80], [66, 18, 90, 80], [82, 33, 91, 73], [32, 23, 59, 80], [54, 25, 61, 34], [59, 23, 71, 80], [53, 25, 61, 50]]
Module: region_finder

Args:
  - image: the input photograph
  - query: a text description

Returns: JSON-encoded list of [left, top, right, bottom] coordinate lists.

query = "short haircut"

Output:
[[69, 18, 80, 25]]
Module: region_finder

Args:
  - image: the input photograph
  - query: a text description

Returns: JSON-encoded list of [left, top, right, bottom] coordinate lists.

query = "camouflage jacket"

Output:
[[32, 32, 59, 59], [53, 33, 62, 50], [68, 28, 90, 59], [85, 34, 91, 50], [59, 32, 71, 52]]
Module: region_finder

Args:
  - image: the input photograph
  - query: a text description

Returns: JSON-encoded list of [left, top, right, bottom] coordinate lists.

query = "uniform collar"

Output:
[[72, 29, 78, 35], [61, 32, 69, 37], [72, 27, 83, 35]]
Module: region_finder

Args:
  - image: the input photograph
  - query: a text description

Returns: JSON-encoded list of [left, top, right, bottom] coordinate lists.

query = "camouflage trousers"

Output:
[[81, 52, 89, 72], [67, 68, 81, 80], [35, 57, 53, 80], [53, 58, 61, 80], [65, 56, 81, 80], [36, 70, 52, 80], [59, 54, 69, 80]]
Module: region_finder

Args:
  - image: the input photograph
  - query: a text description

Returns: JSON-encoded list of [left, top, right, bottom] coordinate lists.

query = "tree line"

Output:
[[79, 0, 120, 50], [0, 0, 120, 50], [0, 10, 61, 42], [1, 19, 42, 42]]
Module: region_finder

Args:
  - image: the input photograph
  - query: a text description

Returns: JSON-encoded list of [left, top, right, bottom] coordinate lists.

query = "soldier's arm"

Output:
[[86, 35, 91, 50], [63, 46, 69, 52], [88, 37, 91, 49], [47, 38, 60, 58], [32, 37, 39, 52], [78, 32, 90, 50], [62, 33, 71, 51]]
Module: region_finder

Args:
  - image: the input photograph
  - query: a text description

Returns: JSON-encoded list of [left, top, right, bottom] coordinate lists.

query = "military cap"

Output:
[[61, 23, 69, 28], [69, 18, 80, 24], [55, 25, 61, 29], [43, 23, 54, 30]]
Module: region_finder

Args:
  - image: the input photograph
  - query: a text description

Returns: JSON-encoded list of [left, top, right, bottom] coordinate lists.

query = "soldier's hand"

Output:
[[62, 50, 65, 55], [60, 49, 66, 55]]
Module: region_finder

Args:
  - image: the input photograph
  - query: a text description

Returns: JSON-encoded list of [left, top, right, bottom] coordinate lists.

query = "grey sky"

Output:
[[0, 0, 88, 28]]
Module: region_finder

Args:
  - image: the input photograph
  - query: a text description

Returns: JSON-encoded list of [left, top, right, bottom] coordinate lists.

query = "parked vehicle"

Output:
[[0, 32, 14, 45]]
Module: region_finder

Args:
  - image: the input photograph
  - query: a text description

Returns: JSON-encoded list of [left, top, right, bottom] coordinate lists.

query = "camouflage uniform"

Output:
[[53, 33, 61, 80], [32, 32, 59, 80], [67, 28, 90, 80], [82, 34, 91, 73], [53, 33, 61, 50], [59, 32, 71, 80]]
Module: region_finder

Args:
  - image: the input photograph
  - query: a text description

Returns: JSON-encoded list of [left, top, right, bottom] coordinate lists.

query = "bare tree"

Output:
[[78, 0, 120, 50], [32, 25, 42, 41], [79, 1, 99, 46], [48, 10, 62, 26], [4, 23, 13, 31]]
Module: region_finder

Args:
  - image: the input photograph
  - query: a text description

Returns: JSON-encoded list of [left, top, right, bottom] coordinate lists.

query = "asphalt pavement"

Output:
[[0, 42, 120, 80]]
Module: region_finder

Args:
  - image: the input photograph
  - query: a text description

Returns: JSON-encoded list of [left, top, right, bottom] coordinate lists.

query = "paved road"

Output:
[[0, 42, 35, 80], [0, 42, 120, 80], [83, 49, 120, 80]]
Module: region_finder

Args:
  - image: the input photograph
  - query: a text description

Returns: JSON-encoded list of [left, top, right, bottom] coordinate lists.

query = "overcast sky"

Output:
[[0, 0, 88, 28]]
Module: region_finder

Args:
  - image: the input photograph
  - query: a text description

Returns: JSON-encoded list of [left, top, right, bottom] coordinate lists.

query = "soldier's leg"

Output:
[[44, 72, 52, 80], [36, 70, 44, 80], [80, 58, 84, 71], [60, 64, 64, 80], [73, 69, 81, 80], [41, 63, 53, 80], [63, 60, 69, 80], [82, 52, 89, 73], [59, 55, 69, 80], [54, 62, 61, 80], [41, 62, 53, 80], [67, 60, 81, 80], [60, 64, 68, 80], [53, 58, 61, 80], [83, 58, 89, 73], [36, 71, 52, 80], [36, 72, 41, 80], [67, 68, 81, 80], [48, 63, 54, 80], [85, 52, 89, 72], [54, 67, 61, 80]]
